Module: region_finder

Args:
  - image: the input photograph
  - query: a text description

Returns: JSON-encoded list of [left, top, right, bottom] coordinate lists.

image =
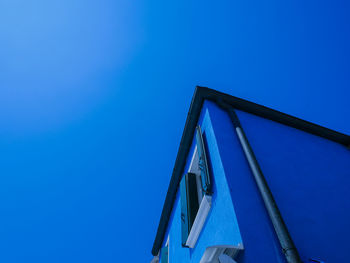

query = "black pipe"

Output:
[[219, 101, 302, 263]]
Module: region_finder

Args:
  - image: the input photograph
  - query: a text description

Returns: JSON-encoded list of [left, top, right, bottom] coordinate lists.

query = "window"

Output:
[[180, 125, 213, 248]]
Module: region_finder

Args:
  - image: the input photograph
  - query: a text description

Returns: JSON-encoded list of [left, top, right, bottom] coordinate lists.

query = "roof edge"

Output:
[[151, 86, 350, 256]]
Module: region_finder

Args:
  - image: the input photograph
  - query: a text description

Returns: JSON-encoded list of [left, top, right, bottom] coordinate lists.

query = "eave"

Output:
[[151, 86, 350, 256]]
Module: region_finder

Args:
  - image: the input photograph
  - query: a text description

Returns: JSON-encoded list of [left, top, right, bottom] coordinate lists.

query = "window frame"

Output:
[[180, 125, 213, 248]]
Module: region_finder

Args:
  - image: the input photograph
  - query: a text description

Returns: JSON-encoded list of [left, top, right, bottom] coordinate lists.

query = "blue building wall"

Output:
[[206, 101, 286, 263], [162, 102, 243, 263], [236, 110, 350, 263], [159, 100, 350, 263]]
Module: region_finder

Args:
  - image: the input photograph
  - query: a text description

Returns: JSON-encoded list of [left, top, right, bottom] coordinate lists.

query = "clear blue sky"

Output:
[[0, 0, 349, 262]]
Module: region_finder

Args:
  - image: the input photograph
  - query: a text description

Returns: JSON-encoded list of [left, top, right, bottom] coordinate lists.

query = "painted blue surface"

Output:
[[160, 101, 350, 263], [162, 101, 289, 263], [207, 102, 286, 263], [236, 110, 350, 263], [162, 103, 243, 263]]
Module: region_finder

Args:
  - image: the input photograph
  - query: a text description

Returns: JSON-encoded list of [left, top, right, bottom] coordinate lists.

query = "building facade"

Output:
[[151, 87, 350, 263]]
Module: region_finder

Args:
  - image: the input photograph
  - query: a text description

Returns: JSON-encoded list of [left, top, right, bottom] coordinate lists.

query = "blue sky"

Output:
[[0, 0, 349, 262]]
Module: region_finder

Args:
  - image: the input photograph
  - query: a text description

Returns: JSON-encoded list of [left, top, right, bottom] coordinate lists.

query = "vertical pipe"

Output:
[[224, 106, 302, 263]]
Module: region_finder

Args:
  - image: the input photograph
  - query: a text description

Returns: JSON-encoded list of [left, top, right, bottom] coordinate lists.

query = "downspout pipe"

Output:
[[218, 101, 302, 263]]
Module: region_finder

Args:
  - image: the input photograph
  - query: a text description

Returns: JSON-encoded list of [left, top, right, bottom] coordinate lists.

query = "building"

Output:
[[151, 87, 350, 263]]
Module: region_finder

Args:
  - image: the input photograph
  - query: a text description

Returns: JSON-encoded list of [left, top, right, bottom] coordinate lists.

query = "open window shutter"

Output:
[[196, 126, 212, 195], [160, 246, 168, 263], [180, 173, 199, 246]]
